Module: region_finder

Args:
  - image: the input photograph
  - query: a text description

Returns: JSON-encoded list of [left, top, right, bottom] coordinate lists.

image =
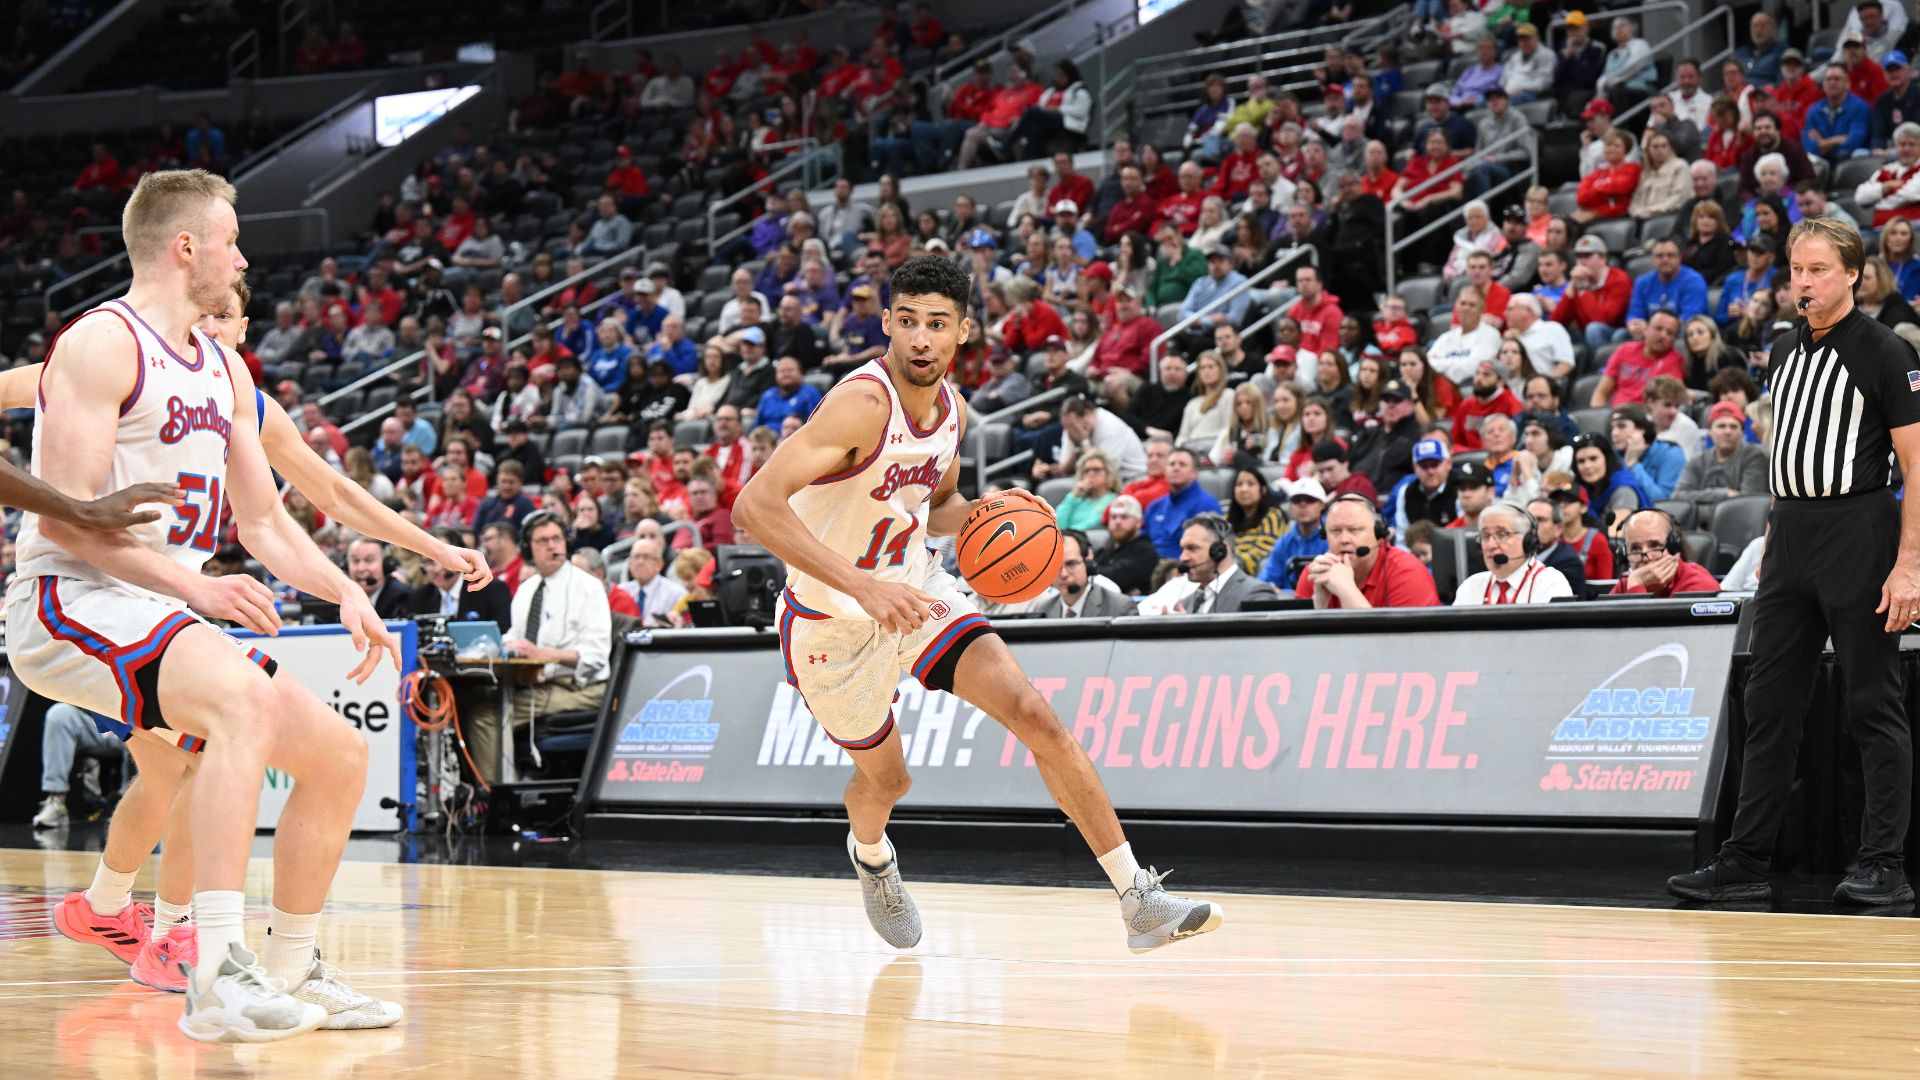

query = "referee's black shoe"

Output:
[[1666, 856, 1771, 902], [1833, 861, 1915, 906]]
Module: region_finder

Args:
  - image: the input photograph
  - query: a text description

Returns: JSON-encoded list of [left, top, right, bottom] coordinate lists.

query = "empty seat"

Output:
[[1708, 494, 1769, 569], [1037, 477, 1075, 506], [1572, 372, 1606, 408], [1654, 499, 1696, 531], [673, 419, 712, 448], [1584, 218, 1636, 256], [1833, 154, 1889, 195], [549, 428, 588, 459], [589, 424, 629, 457], [1398, 275, 1444, 314], [1196, 468, 1234, 503], [1570, 406, 1611, 437]]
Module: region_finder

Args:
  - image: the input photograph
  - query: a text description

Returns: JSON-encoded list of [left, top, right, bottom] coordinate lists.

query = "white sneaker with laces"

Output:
[[31, 797, 67, 830], [178, 943, 327, 1044], [1120, 868, 1224, 953], [287, 950, 405, 1029]]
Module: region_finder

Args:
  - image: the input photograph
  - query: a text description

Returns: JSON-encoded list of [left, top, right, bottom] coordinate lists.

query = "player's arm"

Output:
[[35, 318, 279, 634], [223, 365, 400, 681], [926, 396, 976, 536], [0, 360, 183, 530], [733, 383, 935, 633], [258, 393, 491, 589]]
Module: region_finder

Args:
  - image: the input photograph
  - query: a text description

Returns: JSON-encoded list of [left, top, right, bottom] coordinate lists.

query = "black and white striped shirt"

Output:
[[1765, 310, 1920, 499]]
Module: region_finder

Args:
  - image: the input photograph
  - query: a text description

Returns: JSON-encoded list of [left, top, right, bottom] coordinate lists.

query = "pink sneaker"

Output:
[[129, 924, 196, 993], [52, 892, 152, 964]]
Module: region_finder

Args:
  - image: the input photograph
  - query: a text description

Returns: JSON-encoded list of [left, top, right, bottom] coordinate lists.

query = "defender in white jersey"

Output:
[[737, 257, 1224, 954], [5, 171, 402, 1043]]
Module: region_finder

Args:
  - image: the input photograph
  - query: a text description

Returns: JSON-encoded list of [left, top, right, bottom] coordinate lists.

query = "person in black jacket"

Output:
[[1092, 494, 1159, 594], [1325, 176, 1384, 318], [1526, 495, 1590, 600], [407, 527, 515, 627], [1356, 378, 1423, 493], [341, 538, 413, 621]]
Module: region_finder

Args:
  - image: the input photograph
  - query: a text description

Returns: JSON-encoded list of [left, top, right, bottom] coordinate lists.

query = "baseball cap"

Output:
[[925, 237, 951, 252], [635, 278, 657, 294], [620, 266, 642, 279], [1515, 22, 1537, 37], [1412, 437, 1448, 465], [738, 326, 766, 346], [1743, 234, 1776, 256], [1484, 85, 1508, 99], [1708, 401, 1747, 426], [1844, 29, 1865, 45], [1582, 98, 1613, 119], [1610, 403, 1655, 437], [1502, 204, 1528, 222], [616, 144, 632, 156], [1379, 378, 1412, 401], [1083, 261, 1114, 281], [850, 283, 876, 300], [1206, 244, 1233, 259], [1573, 234, 1610, 257], [1453, 460, 1492, 488], [1286, 476, 1329, 503], [645, 261, 671, 276], [1424, 82, 1450, 100], [1267, 343, 1298, 365], [504, 418, 530, 434], [1781, 47, 1806, 65], [1114, 282, 1142, 299], [1051, 199, 1079, 215], [1565, 10, 1586, 26], [482, 327, 502, 340], [1891, 51, 1912, 69], [1547, 486, 1583, 504], [275, 379, 300, 395], [967, 228, 998, 249], [1043, 333, 1067, 348], [1106, 494, 1144, 519]]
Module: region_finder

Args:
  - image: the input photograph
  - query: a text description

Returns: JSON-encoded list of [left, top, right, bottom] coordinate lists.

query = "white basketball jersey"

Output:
[[13, 298, 238, 600], [786, 358, 962, 619]]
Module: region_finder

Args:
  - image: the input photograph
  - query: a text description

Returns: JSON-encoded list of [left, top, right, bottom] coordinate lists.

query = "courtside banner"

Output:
[[234, 622, 417, 833], [591, 616, 1740, 820]]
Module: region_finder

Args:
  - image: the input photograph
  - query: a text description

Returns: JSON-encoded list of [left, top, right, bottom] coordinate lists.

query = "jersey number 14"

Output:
[[854, 515, 920, 571]]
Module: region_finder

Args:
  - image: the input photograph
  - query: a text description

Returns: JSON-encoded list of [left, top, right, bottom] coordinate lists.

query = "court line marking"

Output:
[[11, 955, 1920, 992]]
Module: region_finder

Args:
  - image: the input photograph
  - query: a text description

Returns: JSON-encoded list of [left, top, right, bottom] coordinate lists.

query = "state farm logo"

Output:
[[929, 600, 950, 620], [1540, 762, 1694, 792], [1540, 763, 1573, 791]]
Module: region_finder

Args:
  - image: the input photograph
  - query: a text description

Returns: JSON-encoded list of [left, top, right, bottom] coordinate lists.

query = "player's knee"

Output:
[[859, 766, 912, 802], [206, 668, 281, 751], [1009, 690, 1061, 737]]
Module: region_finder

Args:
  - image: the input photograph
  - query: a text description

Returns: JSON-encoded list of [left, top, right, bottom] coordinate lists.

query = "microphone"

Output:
[[1797, 296, 1812, 312], [1353, 546, 1372, 559], [1490, 553, 1511, 567]]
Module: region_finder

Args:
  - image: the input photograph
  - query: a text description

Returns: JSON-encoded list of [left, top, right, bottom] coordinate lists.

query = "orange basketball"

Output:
[[957, 494, 1064, 604]]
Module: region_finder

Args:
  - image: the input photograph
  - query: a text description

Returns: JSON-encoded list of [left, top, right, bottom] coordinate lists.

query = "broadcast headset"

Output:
[[518, 509, 565, 560], [1623, 507, 1685, 558], [1482, 502, 1540, 568], [1181, 514, 1234, 575], [1327, 493, 1389, 557]]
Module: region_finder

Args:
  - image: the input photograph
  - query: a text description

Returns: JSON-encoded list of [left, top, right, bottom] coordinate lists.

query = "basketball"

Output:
[[956, 493, 1064, 604]]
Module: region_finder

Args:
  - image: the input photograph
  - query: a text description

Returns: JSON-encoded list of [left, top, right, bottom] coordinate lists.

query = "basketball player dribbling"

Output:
[[4, 170, 404, 1042], [0, 276, 490, 1003], [735, 256, 1223, 952]]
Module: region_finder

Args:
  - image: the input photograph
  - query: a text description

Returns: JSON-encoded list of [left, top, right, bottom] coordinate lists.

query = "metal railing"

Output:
[[1097, 9, 1406, 149], [1149, 244, 1318, 371], [930, 0, 1097, 90], [50, 209, 335, 318], [229, 29, 259, 81], [971, 387, 1068, 493], [232, 88, 375, 184], [1602, 6, 1738, 138], [705, 140, 828, 254], [277, 0, 309, 71], [315, 239, 651, 410], [591, 0, 632, 42], [48, 250, 132, 317], [1382, 124, 1541, 293]]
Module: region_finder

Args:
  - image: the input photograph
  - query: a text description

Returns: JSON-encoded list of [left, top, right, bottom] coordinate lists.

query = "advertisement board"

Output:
[[235, 622, 417, 833], [592, 617, 1738, 822]]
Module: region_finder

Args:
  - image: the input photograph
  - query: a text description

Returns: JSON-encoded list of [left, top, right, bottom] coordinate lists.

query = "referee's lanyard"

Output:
[[1482, 561, 1544, 605]]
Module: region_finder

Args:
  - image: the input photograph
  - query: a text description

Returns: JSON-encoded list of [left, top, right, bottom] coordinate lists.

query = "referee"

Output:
[[1667, 217, 1920, 905]]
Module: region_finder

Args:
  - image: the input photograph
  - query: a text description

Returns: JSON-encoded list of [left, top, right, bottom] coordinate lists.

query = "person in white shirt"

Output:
[[1669, 58, 1714, 131], [1053, 395, 1149, 481], [1451, 502, 1573, 605], [1148, 514, 1282, 615], [619, 535, 687, 627], [1501, 23, 1556, 101], [1426, 285, 1503, 385], [1845, 0, 1909, 63], [1504, 292, 1575, 380], [647, 263, 686, 321], [1722, 530, 1766, 592], [1644, 376, 1701, 460], [717, 269, 772, 335], [463, 511, 613, 783]]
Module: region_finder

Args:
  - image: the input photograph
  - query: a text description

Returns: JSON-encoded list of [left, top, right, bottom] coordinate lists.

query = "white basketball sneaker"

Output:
[[1120, 868, 1224, 953], [287, 951, 405, 1029], [177, 943, 327, 1044], [848, 832, 924, 949]]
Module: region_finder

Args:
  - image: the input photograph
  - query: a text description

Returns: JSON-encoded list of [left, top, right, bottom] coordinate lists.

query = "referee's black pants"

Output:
[[1723, 491, 1914, 869]]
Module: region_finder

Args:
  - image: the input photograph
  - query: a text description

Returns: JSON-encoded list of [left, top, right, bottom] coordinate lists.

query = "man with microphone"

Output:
[[1165, 515, 1281, 615], [1036, 531, 1136, 618], [1668, 217, 1920, 906], [1297, 494, 1441, 609], [1452, 502, 1573, 605]]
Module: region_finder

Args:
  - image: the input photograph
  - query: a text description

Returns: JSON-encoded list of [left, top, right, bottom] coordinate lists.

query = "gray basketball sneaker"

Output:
[[177, 943, 327, 1044], [1121, 868, 1224, 953], [287, 950, 406, 1029], [848, 832, 923, 949]]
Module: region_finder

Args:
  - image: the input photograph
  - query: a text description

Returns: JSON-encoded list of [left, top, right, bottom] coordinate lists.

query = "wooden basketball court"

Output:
[[0, 848, 1914, 1077]]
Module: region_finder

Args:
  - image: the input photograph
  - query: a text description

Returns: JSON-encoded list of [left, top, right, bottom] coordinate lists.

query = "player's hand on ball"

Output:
[[187, 574, 281, 637], [857, 579, 938, 635], [78, 482, 185, 530]]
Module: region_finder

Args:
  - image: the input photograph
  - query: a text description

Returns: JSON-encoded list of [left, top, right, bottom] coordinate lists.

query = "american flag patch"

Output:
[[1909, 370, 1920, 392]]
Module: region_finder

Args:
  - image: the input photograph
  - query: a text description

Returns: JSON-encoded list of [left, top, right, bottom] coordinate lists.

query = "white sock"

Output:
[[1097, 841, 1143, 895], [151, 898, 192, 942], [852, 831, 894, 870], [263, 906, 322, 988], [192, 890, 246, 996], [85, 863, 137, 917]]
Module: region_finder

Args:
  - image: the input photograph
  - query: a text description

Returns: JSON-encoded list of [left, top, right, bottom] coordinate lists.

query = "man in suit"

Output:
[[346, 537, 413, 621], [1169, 513, 1281, 614], [408, 526, 515, 627], [1527, 496, 1591, 600], [1035, 532, 1136, 618]]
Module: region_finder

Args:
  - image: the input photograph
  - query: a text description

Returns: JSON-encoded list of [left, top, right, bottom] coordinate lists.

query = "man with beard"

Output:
[[1450, 358, 1525, 451], [1091, 494, 1158, 594], [1353, 379, 1423, 493]]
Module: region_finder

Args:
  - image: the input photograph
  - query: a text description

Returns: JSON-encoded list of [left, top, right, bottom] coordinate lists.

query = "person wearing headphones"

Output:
[[463, 510, 614, 784], [344, 537, 413, 620], [1525, 496, 1590, 597], [1452, 503, 1574, 605], [1168, 514, 1282, 615], [1298, 494, 1441, 608], [1609, 508, 1720, 596]]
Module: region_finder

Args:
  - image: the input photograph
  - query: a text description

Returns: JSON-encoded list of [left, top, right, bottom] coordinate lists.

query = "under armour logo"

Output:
[[149, 358, 166, 369], [890, 433, 904, 444], [808, 654, 828, 664]]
